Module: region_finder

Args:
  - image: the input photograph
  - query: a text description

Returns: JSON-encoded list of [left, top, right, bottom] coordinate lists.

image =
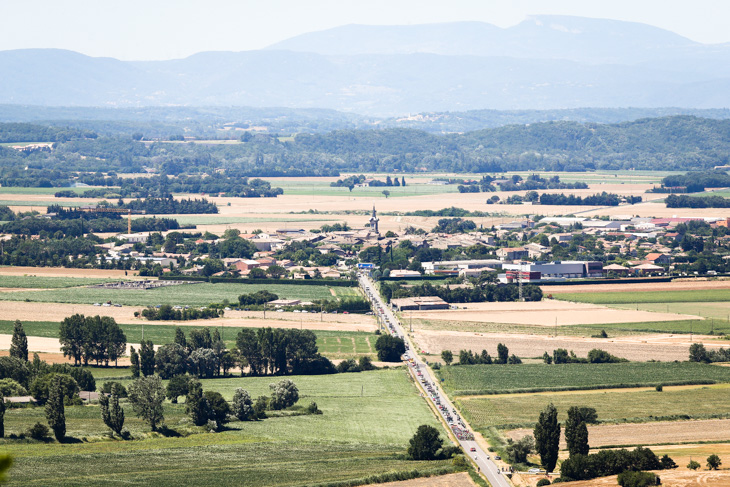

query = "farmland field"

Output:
[[438, 362, 730, 395], [0, 320, 379, 358], [0, 369, 453, 486], [457, 383, 730, 429], [553, 289, 730, 304], [0, 282, 347, 306], [0, 275, 124, 289]]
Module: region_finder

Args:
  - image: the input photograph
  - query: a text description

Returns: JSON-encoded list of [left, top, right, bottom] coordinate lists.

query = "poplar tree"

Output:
[[533, 403, 560, 472], [45, 375, 66, 441], [99, 393, 125, 436], [130, 346, 140, 378], [0, 393, 5, 438], [565, 406, 590, 456], [9, 320, 28, 361]]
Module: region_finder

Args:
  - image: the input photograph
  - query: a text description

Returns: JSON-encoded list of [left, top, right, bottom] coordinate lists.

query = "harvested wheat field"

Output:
[[508, 419, 730, 449], [0, 265, 136, 278], [408, 301, 699, 326], [0, 300, 377, 331], [414, 330, 722, 362], [557, 471, 730, 487], [545, 278, 730, 295], [361, 473, 476, 487]]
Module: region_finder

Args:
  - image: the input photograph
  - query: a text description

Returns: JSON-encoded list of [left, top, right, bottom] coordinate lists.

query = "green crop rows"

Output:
[[457, 384, 730, 430], [438, 362, 730, 396], [0, 282, 341, 306], [553, 289, 730, 304]]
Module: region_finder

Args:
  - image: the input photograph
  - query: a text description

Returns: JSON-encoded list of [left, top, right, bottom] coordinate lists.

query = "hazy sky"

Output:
[[1, 0, 729, 60]]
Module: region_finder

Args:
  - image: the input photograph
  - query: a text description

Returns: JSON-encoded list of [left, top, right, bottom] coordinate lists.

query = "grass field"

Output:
[[458, 384, 730, 430], [610, 301, 730, 322], [0, 282, 349, 306], [270, 179, 461, 198], [0, 320, 379, 358], [438, 362, 730, 396], [0, 275, 123, 289], [0, 369, 452, 486], [0, 186, 64, 195], [553, 289, 730, 304]]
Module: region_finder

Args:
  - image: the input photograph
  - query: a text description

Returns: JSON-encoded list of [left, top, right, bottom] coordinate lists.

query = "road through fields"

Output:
[[358, 274, 511, 487]]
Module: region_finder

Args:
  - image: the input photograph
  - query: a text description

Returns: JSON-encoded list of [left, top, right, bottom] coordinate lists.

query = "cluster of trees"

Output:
[[496, 174, 589, 191], [235, 327, 334, 376], [0, 122, 95, 143], [374, 335, 406, 362], [538, 192, 640, 206], [542, 348, 627, 364], [689, 343, 730, 363], [59, 314, 127, 366], [560, 447, 676, 482], [238, 290, 279, 306], [657, 171, 730, 193], [3, 207, 181, 236], [380, 281, 543, 304], [441, 343, 521, 365], [330, 174, 406, 189], [431, 218, 477, 234], [400, 207, 490, 218], [666, 194, 730, 208], [139, 305, 223, 321], [120, 197, 218, 214]]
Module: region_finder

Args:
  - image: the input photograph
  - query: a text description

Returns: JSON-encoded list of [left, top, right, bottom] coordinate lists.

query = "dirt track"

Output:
[[362, 473, 476, 487]]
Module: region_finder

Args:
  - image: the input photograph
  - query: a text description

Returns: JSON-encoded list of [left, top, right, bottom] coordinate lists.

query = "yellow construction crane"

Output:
[[78, 206, 145, 234]]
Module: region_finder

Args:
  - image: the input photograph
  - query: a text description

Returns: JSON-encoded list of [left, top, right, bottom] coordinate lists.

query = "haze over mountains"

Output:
[[2, 15, 730, 116]]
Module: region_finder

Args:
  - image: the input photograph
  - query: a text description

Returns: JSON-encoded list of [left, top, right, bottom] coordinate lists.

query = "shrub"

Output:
[[655, 384, 663, 392], [306, 402, 322, 415], [100, 381, 127, 398], [28, 422, 50, 440], [536, 480, 551, 487], [232, 388, 254, 421], [0, 378, 28, 397], [269, 379, 299, 410], [617, 470, 658, 487], [203, 391, 230, 424]]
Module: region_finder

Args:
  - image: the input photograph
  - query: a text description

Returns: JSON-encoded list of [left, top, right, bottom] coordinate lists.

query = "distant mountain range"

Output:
[[2, 16, 730, 116]]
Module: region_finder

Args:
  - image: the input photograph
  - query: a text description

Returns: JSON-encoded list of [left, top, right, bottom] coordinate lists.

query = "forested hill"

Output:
[[2, 116, 730, 182], [296, 116, 730, 172]]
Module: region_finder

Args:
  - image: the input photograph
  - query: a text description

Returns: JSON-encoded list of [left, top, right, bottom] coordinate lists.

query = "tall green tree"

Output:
[[9, 320, 28, 361], [0, 393, 5, 438], [440, 350, 453, 365], [127, 376, 165, 431], [139, 340, 155, 376], [232, 388, 254, 421], [407, 424, 443, 460], [59, 314, 86, 366], [497, 343, 509, 364], [185, 380, 212, 426], [130, 346, 140, 378], [565, 406, 590, 457], [45, 375, 66, 441], [534, 403, 560, 472], [99, 393, 125, 436]]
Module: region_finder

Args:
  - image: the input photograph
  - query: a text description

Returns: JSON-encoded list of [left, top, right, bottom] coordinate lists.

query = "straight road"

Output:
[[358, 274, 511, 487]]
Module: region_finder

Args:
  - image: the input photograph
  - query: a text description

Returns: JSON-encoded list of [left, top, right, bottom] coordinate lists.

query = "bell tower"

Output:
[[369, 205, 379, 234]]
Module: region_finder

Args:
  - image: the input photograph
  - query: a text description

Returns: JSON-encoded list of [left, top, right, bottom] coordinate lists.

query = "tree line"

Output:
[[665, 194, 730, 208], [380, 281, 543, 304]]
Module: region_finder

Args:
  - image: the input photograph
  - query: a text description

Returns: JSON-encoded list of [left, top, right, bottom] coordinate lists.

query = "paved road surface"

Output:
[[358, 274, 512, 487]]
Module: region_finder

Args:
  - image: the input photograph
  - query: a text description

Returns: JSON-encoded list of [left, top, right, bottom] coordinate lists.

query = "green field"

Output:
[[0, 186, 63, 195], [553, 289, 730, 305], [270, 179, 461, 198], [0, 369, 452, 486], [0, 282, 350, 306], [0, 275, 123, 289], [457, 384, 730, 430], [0, 320, 378, 358], [438, 362, 730, 396]]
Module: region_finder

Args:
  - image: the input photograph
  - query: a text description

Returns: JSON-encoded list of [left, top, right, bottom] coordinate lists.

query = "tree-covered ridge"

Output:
[[0, 122, 96, 143], [3, 116, 730, 185]]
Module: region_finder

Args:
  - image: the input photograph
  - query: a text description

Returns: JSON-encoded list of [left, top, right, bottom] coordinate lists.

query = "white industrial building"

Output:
[[499, 261, 603, 283]]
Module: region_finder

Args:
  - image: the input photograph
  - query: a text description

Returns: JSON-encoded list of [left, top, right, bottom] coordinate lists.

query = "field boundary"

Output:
[[451, 379, 718, 396]]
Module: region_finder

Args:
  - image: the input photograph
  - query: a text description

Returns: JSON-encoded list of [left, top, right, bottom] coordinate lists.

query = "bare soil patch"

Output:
[[508, 419, 730, 449], [409, 301, 698, 326], [414, 330, 723, 362], [0, 266, 136, 278], [557, 471, 730, 487], [545, 279, 730, 295], [0, 300, 376, 332]]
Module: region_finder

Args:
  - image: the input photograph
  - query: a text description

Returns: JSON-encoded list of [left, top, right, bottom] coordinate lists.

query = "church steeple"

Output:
[[369, 205, 379, 234]]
